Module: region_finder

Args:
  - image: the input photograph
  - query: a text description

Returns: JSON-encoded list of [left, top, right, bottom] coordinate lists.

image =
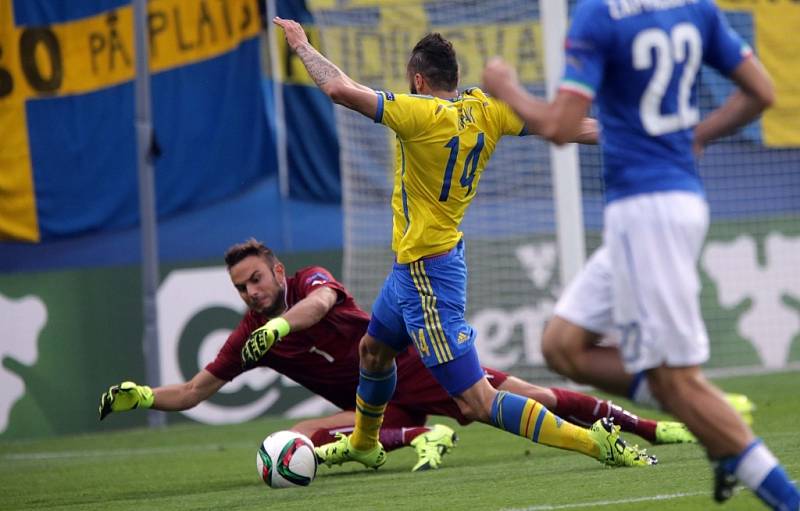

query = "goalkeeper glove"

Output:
[[98, 381, 154, 421], [242, 317, 291, 369]]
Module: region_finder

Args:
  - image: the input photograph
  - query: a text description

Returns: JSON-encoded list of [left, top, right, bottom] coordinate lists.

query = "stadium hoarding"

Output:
[[1, 224, 799, 440]]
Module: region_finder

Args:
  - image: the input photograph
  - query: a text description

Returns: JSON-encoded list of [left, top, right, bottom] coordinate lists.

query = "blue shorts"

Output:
[[367, 239, 483, 396]]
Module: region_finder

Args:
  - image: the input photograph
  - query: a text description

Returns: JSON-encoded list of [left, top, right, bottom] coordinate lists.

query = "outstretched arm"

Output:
[[150, 370, 226, 411], [99, 369, 226, 420], [693, 56, 774, 155], [483, 57, 592, 145], [274, 17, 378, 119]]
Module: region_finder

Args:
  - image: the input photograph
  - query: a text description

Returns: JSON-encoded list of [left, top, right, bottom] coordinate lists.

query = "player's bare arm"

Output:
[[273, 16, 378, 119], [151, 369, 226, 411], [693, 56, 774, 154], [482, 57, 591, 145], [281, 285, 338, 332]]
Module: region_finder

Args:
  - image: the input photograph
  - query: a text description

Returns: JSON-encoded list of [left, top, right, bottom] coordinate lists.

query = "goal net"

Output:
[[307, 0, 800, 379]]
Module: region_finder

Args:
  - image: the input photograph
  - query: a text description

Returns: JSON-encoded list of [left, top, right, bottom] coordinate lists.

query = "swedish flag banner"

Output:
[[0, 0, 270, 242]]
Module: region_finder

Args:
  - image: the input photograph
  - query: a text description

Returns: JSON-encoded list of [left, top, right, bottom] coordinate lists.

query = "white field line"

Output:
[[500, 490, 724, 511], [501, 479, 797, 511]]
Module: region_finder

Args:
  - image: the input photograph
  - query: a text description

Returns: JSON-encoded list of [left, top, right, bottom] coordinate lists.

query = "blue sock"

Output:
[[356, 363, 397, 406], [720, 439, 799, 511]]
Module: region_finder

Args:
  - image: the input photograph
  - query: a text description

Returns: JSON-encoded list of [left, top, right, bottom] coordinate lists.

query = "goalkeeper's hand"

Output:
[[242, 317, 291, 369], [98, 381, 154, 421]]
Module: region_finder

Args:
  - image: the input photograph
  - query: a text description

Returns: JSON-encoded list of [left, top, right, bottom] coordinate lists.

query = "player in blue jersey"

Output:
[[268, 16, 658, 471], [483, 1, 798, 509]]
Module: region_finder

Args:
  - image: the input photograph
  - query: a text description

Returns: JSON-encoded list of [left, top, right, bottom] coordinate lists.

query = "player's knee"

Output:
[[454, 381, 497, 423], [454, 396, 491, 423], [358, 334, 395, 372], [541, 320, 576, 376]]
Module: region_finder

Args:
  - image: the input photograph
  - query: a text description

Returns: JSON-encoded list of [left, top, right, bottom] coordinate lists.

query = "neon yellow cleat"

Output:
[[314, 432, 386, 470], [654, 421, 698, 444], [725, 393, 755, 426], [410, 424, 458, 472], [590, 418, 658, 467]]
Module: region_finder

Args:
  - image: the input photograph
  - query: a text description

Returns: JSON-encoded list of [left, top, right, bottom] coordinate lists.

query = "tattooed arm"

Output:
[[273, 16, 378, 119]]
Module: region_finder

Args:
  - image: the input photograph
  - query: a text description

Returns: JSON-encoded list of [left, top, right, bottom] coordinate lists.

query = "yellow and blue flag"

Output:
[[0, 0, 270, 242]]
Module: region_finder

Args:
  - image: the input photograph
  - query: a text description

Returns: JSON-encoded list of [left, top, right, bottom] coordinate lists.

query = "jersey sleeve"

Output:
[[294, 266, 347, 304], [375, 91, 440, 140], [205, 313, 259, 382], [560, 0, 614, 100], [488, 96, 527, 136], [702, 2, 752, 75]]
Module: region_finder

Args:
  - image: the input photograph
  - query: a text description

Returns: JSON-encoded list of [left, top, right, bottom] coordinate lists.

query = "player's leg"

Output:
[[297, 408, 433, 454], [648, 365, 797, 507], [495, 373, 694, 444], [402, 242, 653, 467], [611, 192, 798, 507], [315, 270, 410, 469], [441, 351, 654, 467], [541, 247, 639, 397], [292, 410, 356, 444]]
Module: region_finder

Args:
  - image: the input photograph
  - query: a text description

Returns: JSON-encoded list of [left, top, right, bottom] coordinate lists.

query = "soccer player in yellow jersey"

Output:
[[271, 17, 656, 469]]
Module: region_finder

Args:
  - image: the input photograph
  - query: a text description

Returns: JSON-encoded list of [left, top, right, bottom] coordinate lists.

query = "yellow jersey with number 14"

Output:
[[374, 87, 526, 264]]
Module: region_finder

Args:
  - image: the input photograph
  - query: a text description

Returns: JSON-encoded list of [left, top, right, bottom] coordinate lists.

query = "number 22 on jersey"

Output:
[[633, 23, 702, 136]]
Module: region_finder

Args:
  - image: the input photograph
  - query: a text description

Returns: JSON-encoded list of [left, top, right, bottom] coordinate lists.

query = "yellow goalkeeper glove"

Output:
[[98, 381, 154, 421], [242, 317, 291, 369]]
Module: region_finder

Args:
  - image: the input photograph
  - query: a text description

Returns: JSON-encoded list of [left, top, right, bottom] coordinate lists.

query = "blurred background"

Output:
[[1, 0, 798, 440]]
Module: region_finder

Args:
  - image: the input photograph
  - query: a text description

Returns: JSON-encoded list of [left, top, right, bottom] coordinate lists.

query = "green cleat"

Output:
[[654, 421, 698, 444], [590, 418, 658, 467], [410, 424, 458, 472], [725, 393, 755, 426], [314, 432, 386, 470]]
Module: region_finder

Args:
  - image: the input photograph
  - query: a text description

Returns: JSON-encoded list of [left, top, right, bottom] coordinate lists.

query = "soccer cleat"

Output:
[[654, 421, 698, 444], [314, 432, 386, 470], [590, 418, 658, 467], [725, 393, 756, 426], [713, 461, 739, 503], [410, 424, 459, 472]]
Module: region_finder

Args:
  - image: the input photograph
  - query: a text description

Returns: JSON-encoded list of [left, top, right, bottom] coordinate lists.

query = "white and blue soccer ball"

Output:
[[256, 430, 317, 489]]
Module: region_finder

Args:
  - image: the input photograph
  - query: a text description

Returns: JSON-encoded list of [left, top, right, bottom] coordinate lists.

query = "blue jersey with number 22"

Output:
[[562, 0, 751, 202]]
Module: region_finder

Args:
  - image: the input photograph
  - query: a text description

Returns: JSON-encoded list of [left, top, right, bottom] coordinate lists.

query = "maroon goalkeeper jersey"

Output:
[[205, 266, 508, 423]]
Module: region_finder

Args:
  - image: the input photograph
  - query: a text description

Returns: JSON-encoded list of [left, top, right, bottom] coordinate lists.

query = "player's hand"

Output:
[[482, 57, 519, 100], [273, 16, 309, 52], [98, 381, 154, 421], [241, 317, 291, 369]]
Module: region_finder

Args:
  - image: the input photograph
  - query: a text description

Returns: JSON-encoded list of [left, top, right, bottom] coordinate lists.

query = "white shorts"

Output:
[[554, 191, 710, 373]]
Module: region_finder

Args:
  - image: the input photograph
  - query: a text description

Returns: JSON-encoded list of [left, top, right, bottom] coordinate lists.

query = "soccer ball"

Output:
[[256, 430, 317, 489]]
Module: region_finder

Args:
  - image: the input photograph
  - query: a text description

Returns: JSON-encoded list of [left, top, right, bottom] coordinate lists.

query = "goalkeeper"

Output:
[[100, 239, 703, 472]]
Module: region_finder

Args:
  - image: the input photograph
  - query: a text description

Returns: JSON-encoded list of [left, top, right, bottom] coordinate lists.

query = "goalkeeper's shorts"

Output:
[[367, 239, 483, 395]]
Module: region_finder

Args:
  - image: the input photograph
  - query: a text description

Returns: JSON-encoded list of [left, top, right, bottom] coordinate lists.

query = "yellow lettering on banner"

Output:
[[717, 0, 800, 147], [314, 22, 542, 92], [297, 2, 542, 91], [0, 0, 261, 241]]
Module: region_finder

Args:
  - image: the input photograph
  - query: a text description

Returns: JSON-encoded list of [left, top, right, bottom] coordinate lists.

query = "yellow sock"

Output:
[[350, 395, 386, 452], [492, 391, 600, 458], [525, 400, 600, 457]]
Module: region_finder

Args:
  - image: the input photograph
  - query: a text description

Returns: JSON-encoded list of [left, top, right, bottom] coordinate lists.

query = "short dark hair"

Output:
[[224, 238, 278, 269], [407, 33, 458, 91]]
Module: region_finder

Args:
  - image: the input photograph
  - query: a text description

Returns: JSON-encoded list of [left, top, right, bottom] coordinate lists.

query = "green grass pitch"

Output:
[[1, 372, 797, 511]]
